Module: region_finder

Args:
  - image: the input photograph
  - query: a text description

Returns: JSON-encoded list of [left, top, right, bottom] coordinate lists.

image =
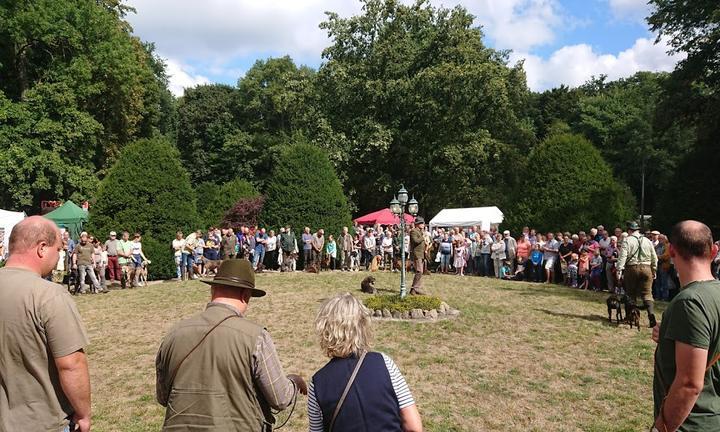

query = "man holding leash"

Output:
[[617, 221, 658, 327], [651, 221, 720, 432], [155, 259, 307, 431]]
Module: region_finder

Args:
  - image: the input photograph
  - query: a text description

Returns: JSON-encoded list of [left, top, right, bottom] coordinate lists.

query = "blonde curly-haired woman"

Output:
[[307, 293, 423, 432]]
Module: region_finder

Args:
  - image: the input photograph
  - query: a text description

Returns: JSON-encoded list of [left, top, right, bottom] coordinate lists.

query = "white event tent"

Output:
[[429, 206, 504, 231], [0, 209, 26, 254]]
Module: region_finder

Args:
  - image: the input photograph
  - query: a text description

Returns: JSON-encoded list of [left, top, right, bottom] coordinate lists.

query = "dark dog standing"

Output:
[[606, 295, 623, 324]]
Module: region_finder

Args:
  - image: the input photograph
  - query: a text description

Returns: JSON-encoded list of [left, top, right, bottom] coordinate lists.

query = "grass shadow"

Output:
[[535, 308, 619, 327]]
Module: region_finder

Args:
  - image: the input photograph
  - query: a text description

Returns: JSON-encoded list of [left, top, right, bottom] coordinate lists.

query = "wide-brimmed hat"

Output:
[[415, 216, 425, 224], [627, 221, 640, 230], [201, 259, 265, 297]]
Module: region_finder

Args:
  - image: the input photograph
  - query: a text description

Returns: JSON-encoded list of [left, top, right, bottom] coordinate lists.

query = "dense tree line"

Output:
[[1, 0, 717, 236]]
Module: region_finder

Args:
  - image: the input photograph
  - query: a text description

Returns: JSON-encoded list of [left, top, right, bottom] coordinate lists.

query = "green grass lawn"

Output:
[[76, 271, 663, 432]]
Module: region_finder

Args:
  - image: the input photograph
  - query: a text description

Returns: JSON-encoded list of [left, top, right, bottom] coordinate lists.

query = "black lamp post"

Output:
[[389, 185, 419, 298]]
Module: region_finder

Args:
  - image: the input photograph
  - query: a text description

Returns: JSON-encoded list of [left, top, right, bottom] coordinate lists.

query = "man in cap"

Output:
[[105, 231, 121, 284], [155, 259, 307, 431], [0, 216, 91, 432], [409, 217, 427, 295], [617, 221, 658, 327], [504, 230, 517, 273]]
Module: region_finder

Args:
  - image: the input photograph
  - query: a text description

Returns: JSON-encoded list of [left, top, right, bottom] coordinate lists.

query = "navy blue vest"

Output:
[[312, 352, 402, 431]]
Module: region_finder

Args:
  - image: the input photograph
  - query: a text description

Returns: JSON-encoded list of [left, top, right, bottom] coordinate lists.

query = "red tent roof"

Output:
[[353, 208, 414, 226]]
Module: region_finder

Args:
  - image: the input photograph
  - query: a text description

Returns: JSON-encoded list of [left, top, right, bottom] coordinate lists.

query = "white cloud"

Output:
[[511, 36, 684, 91], [164, 58, 211, 96], [607, 0, 651, 21], [125, 0, 362, 63]]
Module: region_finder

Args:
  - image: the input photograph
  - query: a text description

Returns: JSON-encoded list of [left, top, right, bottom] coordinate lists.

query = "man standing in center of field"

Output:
[[155, 259, 307, 431], [409, 217, 427, 295], [617, 221, 658, 327]]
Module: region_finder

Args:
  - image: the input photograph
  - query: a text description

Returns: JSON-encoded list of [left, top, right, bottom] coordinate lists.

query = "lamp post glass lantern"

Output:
[[389, 185, 419, 298]]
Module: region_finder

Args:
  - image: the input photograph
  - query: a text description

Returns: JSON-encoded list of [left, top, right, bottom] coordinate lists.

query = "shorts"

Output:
[[544, 256, 556, 270]]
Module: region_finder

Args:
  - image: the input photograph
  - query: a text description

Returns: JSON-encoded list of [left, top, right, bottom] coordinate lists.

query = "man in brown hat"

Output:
[[409, 217, 427, 295], [618, 220, 658, 327], [155, 259, 307, 431]]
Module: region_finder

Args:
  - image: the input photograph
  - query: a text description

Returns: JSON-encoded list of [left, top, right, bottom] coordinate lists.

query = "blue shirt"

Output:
[[531, 250, 543, 265]]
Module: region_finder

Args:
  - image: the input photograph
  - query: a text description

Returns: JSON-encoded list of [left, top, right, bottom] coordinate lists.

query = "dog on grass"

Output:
[[200, 256, 224, 276], [606, 294, 623, 324], [349, 250, 359, 271], [627, 304, 641, 330], [361, 276, 377, 294], [393, 257, 412, 272], [254, 262, 265, 274], [370, 255, 382, 272], [305, 263, 319, 273]]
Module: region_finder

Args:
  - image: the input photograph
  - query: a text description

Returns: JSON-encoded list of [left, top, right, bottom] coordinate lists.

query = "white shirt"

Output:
[[266, 235, 277, 252], [172, 239, 185, 257]]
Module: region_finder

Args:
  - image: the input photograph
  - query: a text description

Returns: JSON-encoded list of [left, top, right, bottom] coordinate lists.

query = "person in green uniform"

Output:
[[617, 221, 658, 327], [155, 259, 307, 431], [409, 217, 427, 295], [652, 220, 720, 432]]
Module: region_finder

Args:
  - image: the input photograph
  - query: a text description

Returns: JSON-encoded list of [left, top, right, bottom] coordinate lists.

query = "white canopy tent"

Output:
[[0, 209, 26, 256], [429, 206, 504, 232]]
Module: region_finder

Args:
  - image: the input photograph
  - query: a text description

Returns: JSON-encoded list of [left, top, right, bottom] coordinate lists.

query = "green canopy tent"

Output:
[[44, 201, 88, 240]]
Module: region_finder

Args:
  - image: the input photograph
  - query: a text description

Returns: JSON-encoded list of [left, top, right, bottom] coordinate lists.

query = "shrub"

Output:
[[196, 179, 258, 229], [87, 137, 198, 247], [364, 294, 442, 313], [505, 133, 635, 233], [141, 236, 176, 280], [222, 196, 266, 231], [261, 143, 351, 235]]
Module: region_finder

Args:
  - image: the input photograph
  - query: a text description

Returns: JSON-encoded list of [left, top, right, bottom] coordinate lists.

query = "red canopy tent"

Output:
[[353, 208, 415, 226]]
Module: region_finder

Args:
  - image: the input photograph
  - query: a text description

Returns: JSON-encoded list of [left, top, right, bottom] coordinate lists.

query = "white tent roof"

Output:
[[0, 209, 26, 255], [429, 207, 504, 231]]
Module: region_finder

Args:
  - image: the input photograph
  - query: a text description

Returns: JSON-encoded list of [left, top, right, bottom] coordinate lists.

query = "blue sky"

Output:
[[125, 0, 682, 95]]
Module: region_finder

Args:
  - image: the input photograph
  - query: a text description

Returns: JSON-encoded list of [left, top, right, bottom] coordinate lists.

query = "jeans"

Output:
[[181, 252, 194, 278], [303, 249, 312, 268], [78, 264, 101, 293], [107, 255, 121, 281], [175, 255, 182, 278], [481, 253, 492, 276], [440, 253, 451, 271], [253, 248, 265, 269]]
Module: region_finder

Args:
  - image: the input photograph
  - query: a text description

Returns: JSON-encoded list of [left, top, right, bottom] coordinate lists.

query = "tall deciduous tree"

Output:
[[0, 0, 173, 211], [316, 0, 534, 217]]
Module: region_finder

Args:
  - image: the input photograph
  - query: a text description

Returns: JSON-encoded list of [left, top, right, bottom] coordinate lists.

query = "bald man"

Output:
[[0, 216, 91, 432], [652, 221, 720, 432]]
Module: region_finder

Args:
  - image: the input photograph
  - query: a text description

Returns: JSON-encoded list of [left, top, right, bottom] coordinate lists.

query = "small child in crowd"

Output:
[[530, 244, 543, 282], [567, 253, 579, 288], [589, 248, 603, 291], [578, 250, 590, 290]]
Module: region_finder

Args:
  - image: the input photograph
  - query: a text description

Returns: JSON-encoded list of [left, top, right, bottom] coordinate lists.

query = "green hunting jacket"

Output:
[[155, 303, 269, 431]]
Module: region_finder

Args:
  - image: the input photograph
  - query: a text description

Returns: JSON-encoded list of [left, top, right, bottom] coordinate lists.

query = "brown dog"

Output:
[[305, 263, 319, 273], [370, 255, 382, 272], [360, 276, 377, 294], [201, 256, 223, 275]]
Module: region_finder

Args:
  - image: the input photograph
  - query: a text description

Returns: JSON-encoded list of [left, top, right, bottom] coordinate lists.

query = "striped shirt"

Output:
[[307, 352, 415, 431]]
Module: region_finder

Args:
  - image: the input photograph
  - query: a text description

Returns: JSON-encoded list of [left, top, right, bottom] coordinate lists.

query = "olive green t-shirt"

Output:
[[0, 267, 89, 431], [654, 279, 720, 431], [75, 242, 94, 266]]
